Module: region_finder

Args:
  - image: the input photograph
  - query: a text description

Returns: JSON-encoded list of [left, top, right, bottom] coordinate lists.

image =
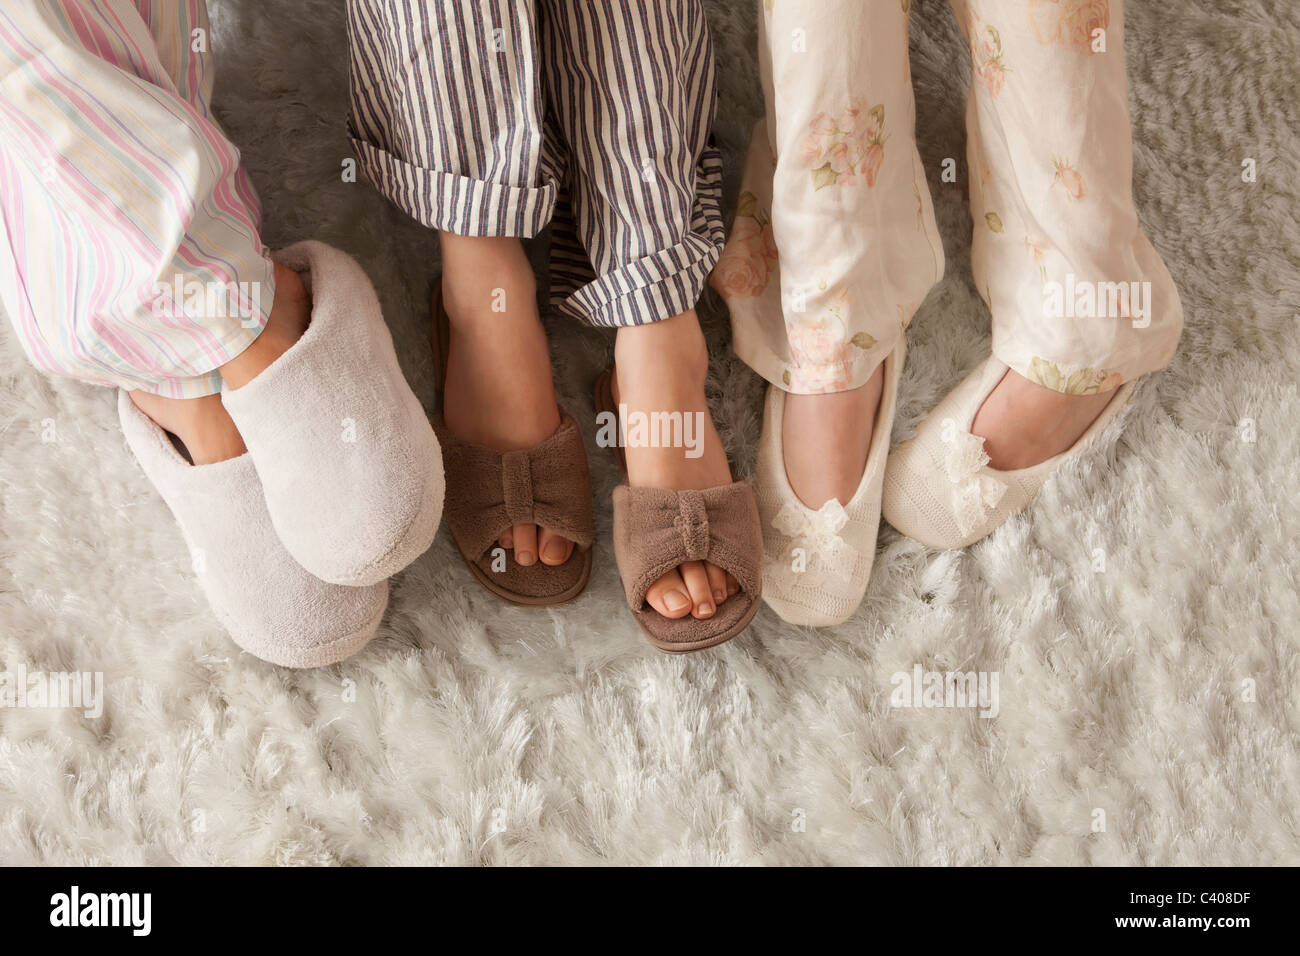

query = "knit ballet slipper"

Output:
[[756, 340, 904, 626], [882, 357, 1134, 549]]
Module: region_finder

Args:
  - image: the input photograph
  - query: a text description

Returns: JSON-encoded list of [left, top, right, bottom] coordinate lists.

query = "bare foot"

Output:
[[129, 261, 311, 465], [971, 368, 1121, 471], [612, 310, 739, 621], [781, 363, 884, 509], [438, 234, 574, 568]]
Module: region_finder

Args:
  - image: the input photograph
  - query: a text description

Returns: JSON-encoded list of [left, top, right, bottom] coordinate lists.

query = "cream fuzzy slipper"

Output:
[[755, 340, 904, 627], [119, 392, 388, 668], [882, 356, 1135, 550], [222, 241, 443, 586]]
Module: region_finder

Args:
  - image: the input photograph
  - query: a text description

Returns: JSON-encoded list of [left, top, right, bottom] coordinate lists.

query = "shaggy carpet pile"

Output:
[[1, 0, 1296, 865]]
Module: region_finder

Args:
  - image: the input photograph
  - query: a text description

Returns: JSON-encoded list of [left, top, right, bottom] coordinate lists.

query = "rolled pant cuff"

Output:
[[734, 324, 904, 395], [992, 336, 1178, 396], [134, 371, 226, 399], [350, 134, 557, 238], [550, 232, 722, 328], [84, 252, 276, 401]]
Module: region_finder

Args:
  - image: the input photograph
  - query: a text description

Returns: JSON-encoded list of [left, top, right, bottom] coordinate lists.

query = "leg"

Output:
[[133, 258, 310, 462], [957, 0, 1183, 467], [610, 311, 737, 617], [132, 0, 309, 455], [538, 0, 738, 620], [0, 0, 305, 463], [347, 0, 578, 569], [0, 1, 391, 663], [715, 0, 944, 508], [438, 234, 569, 566]]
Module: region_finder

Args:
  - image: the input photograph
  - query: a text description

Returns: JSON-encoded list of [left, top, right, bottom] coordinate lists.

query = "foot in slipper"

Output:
[[432, 235, 593, 605], [883, 357, 1134, 549], [221, 241, 444, 586], [119, 392, 387, 668], [601, 309, 762, 652], [755, 342, 901, 627]]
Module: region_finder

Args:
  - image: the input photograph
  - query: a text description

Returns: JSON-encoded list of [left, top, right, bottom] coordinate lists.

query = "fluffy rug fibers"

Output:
[[0, 0, 1296, 865]]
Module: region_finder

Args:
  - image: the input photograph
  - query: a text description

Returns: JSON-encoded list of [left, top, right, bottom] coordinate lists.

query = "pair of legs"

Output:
[[0, 0, 308, 461], [347, 0, 740, 621], [438, 228, 738, 619], [717, 0, 1183, 510], [0, 0, 451, 665]]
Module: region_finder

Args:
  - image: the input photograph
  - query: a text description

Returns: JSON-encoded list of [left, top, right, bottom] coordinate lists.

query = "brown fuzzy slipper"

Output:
[[432, 286, 594, 606], [594, 369, 762, 652]]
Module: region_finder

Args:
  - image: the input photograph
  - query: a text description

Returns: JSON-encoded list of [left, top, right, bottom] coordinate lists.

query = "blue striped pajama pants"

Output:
[[345, 0, 724, 328]]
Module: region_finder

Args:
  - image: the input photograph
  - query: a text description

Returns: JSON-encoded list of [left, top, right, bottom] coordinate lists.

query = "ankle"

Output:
[[614, 311, 709, 392], [782, 372, 883, 509], [439, 235, 537, 326], [219, 261, 309, 389], [270, 261, 308, 315], [971, 371, 1119, 471], [130, 391, 246, 465]]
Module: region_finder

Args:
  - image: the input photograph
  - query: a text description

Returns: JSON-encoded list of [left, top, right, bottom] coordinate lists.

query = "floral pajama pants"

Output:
[[712, 0, 1183, 395], [345, 0, 725, 327], [0, 0, 274, 399]]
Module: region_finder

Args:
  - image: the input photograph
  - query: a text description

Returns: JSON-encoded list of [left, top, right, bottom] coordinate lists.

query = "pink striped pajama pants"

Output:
[[0, 0, 274, 399]]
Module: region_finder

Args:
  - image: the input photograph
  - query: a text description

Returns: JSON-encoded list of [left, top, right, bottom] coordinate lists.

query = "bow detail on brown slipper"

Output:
[[611, 483, 761, 615], [435, 413, 594, 560]]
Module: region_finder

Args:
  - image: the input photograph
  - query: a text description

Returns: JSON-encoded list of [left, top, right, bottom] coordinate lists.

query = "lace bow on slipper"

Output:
[[772, 498, 858, 583], [942, 429, 1007, 537]]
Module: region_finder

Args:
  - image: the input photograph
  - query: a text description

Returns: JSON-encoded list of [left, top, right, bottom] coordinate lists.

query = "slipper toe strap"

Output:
[[612, 482, 762, 612], [435, 412, 595, 560]]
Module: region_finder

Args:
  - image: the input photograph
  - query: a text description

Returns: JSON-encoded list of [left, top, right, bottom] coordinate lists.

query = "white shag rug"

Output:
[[1, 0, 1297, 865]]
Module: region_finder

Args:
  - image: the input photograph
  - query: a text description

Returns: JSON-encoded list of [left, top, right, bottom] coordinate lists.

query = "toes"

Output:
[[705, 562, 729, 606], [725, 572, 739, 598], [502, 524, 573, 566], [679, 561, 715, 619], [538, 527, 574, 566], [645, 569, 693, 619], [512, 523, 537, 566]]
